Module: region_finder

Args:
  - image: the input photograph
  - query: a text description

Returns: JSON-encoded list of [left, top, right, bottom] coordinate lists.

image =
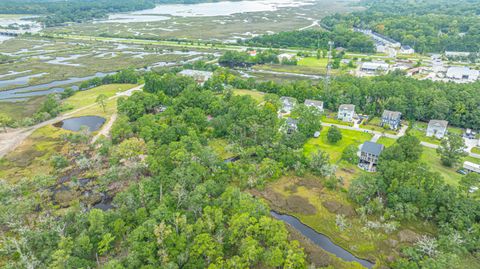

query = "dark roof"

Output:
[[361, 141, 384, 156]]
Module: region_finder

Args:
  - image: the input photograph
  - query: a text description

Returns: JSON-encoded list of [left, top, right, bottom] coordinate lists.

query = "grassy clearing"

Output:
[[376, 136, 396, 147], [420, 147, 463, 186], [471, 147, 480, 154], [64, 84, 136, 110], [304, 126, 372, 162], [0, 125, 68, 183], [0, 96, 46, 120], [297, 57, 329, 67], [409, 122, 442, 145], [361, 117, 398, 135], [232, 89, 265, 103], [322, 113, 354, 127]]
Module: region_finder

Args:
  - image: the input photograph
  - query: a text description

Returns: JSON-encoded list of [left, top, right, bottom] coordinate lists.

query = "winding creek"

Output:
[[271, 211, 374, 268]]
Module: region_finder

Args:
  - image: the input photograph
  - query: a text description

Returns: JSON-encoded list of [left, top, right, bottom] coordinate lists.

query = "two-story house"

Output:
[[426, 120, 448, 139], [381, 110, 402, 130], [337, 104, 355, 122], [304, 99, 324, 112], [359, 141, 384, 172]]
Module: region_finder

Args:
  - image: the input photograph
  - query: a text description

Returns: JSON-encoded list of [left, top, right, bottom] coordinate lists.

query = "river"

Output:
[[271, 211, 374, 268]]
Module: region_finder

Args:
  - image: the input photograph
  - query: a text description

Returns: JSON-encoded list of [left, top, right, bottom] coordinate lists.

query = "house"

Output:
[[359, 141, 385, 172], [446, 66, 479, 82], [445, 51, 470, 58], [178, 69, 213, 84], [278, 53, 296, 62], [400, 45, 415, 54], [337, 104, 355, 122], [284, 118, 298, 134], [463, 161, 480, 174], [426, 120, 448, 139], [381, 110, 402, 130], [280, 96, 297, 114], [360, 62, 389, 74], [304, 99, 324, 112], [247, 50, 257, 56]]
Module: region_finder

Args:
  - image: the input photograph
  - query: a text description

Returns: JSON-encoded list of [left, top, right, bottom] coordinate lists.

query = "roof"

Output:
[[286, 118, 298, 126], [178, 69, 213, 79], [339, 104, 355, 112], [401, 45, 413, 50], [304, 99, 323, 107], [361, 62, 389, 70], [446, 66, 479, 79], [464, 161, 480, 173], [361, 141, 384, 156], [428, 120, 448, 129], [382, 110, 402, 120], [280, 96, 297, 107]]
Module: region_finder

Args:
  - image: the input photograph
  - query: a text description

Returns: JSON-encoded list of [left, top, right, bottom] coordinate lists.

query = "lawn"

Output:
[[297, 57, 329, 67], [321, 113, 354, 127], [409, 122, 442, 145], [471, 147, 480, 154], [361, 117, 398, 135], [420, 147, 463, 186], [232, 89, 265, 103], [64, 84, 137, 110], [376, 136, 396, 147], [304, 126, 373, 162]]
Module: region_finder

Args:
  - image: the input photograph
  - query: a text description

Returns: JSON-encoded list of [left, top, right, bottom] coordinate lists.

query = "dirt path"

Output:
[[92, 113, 117, 143], [0, 84, 143, 159]]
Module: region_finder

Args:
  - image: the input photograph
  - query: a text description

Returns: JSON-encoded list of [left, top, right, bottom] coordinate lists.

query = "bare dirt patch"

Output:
[[398, 229, 420, 243], [322, 200, 356, 217]]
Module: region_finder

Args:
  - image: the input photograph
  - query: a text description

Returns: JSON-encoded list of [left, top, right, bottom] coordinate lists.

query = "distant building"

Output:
[[304, 99, 324, 112], [360, 141, 385, 172], [337, 104, 355, 122], [381, 110, 402, 130], [446, 66, 479, 82], [247, 50, 257, 56], [178, 69, 213, 84], [360, 62, 389, 74], [278, 53, 296, 62], [400, 45, 415, 54], [426, 120, 448, 139], [280, 96, 297, 114], [445, 51, 470, 58], [463, 161, 480, 174]]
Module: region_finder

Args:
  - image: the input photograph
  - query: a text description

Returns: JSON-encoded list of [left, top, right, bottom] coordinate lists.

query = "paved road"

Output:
[[323, 122, 480, 159], [0, 84, 143, 158]]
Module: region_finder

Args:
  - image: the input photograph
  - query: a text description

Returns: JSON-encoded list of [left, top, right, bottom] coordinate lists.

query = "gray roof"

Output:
[[304, 99, 323, 107], [361, 141, 384, 156], [382, 110, 402, 120], [286, 118, 298, 125], [339, 104, 355, 112], [428, 120, 448, 129]]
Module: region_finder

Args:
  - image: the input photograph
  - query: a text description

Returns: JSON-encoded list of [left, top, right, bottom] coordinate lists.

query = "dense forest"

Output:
[[322, 0, 480, 53], [242, 28, 375, 53]]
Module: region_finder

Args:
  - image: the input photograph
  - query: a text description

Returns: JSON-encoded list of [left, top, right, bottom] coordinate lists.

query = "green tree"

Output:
[[327, 126, 342, 143], [96, 94, 108, 112], [436, 133, 467, 167], [342, 144, 359, 164], [0, 113, 12, 132]]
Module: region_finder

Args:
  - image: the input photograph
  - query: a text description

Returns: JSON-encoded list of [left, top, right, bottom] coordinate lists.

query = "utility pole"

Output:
[[324, 41, 334, 91]]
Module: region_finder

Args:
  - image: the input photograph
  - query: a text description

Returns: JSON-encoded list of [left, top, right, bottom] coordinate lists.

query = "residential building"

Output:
[[337, 104, 355, 122], [280, 96, 297, 114], [426, 120, 448, 139], [381, 110, 402, 130], [360, 62, 389, 74], [278, 53, 296, 62], [304, 99, 324, 112], [445, 51, 470, 58], [359, 141, 385, 172], [446, 66, 479, 82], [463, 161, 480, 174], [284, 118, 298, 134], [178, 69, 213, 84], [400, 45, 415, 54]]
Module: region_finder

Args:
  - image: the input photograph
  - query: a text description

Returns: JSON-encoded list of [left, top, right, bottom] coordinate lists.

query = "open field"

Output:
[[64, 83, 136, 110], [0, 96, 46, 120], [232, 89, 265, 103]]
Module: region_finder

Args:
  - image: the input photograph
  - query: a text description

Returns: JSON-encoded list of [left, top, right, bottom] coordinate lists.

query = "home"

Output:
[[400, 45, 415, 54], [463, 161, 480, 174], [337, 104, 355, 122], [279, 96, 297, 114], [284, 118, 298, 134], [381, 110, 402, 130], [178, 69, 213, 84], [464, 128, 477, 139], [445, 51, 470, 58], [446, 66, 479, 82], [426, 120, 448, 139], [278, 53, 296, 62], [360, 62, 389, 74], [247, 49, 257, 56], [304, 99, 324, 112], [359, 141, 385, 172]]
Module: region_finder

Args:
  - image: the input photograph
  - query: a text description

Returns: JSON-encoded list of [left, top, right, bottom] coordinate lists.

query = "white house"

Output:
[[400, 45, 415, 54], [278, 53, 296, 62], [464, 161, 480, 174], [280, 96, 297, 114], [360, 62, 389, 74], [445, 51, 470, 58], [446, 66, 479, 82], [304, 99, 324, 112], [178, 69, 213, 84], [426, 120, 448, 139], [337, 104, 355, 122]]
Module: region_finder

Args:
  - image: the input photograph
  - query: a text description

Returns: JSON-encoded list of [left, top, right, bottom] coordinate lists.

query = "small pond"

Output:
[[54, 116, 106, 132], [271, 211, 374, 268]]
